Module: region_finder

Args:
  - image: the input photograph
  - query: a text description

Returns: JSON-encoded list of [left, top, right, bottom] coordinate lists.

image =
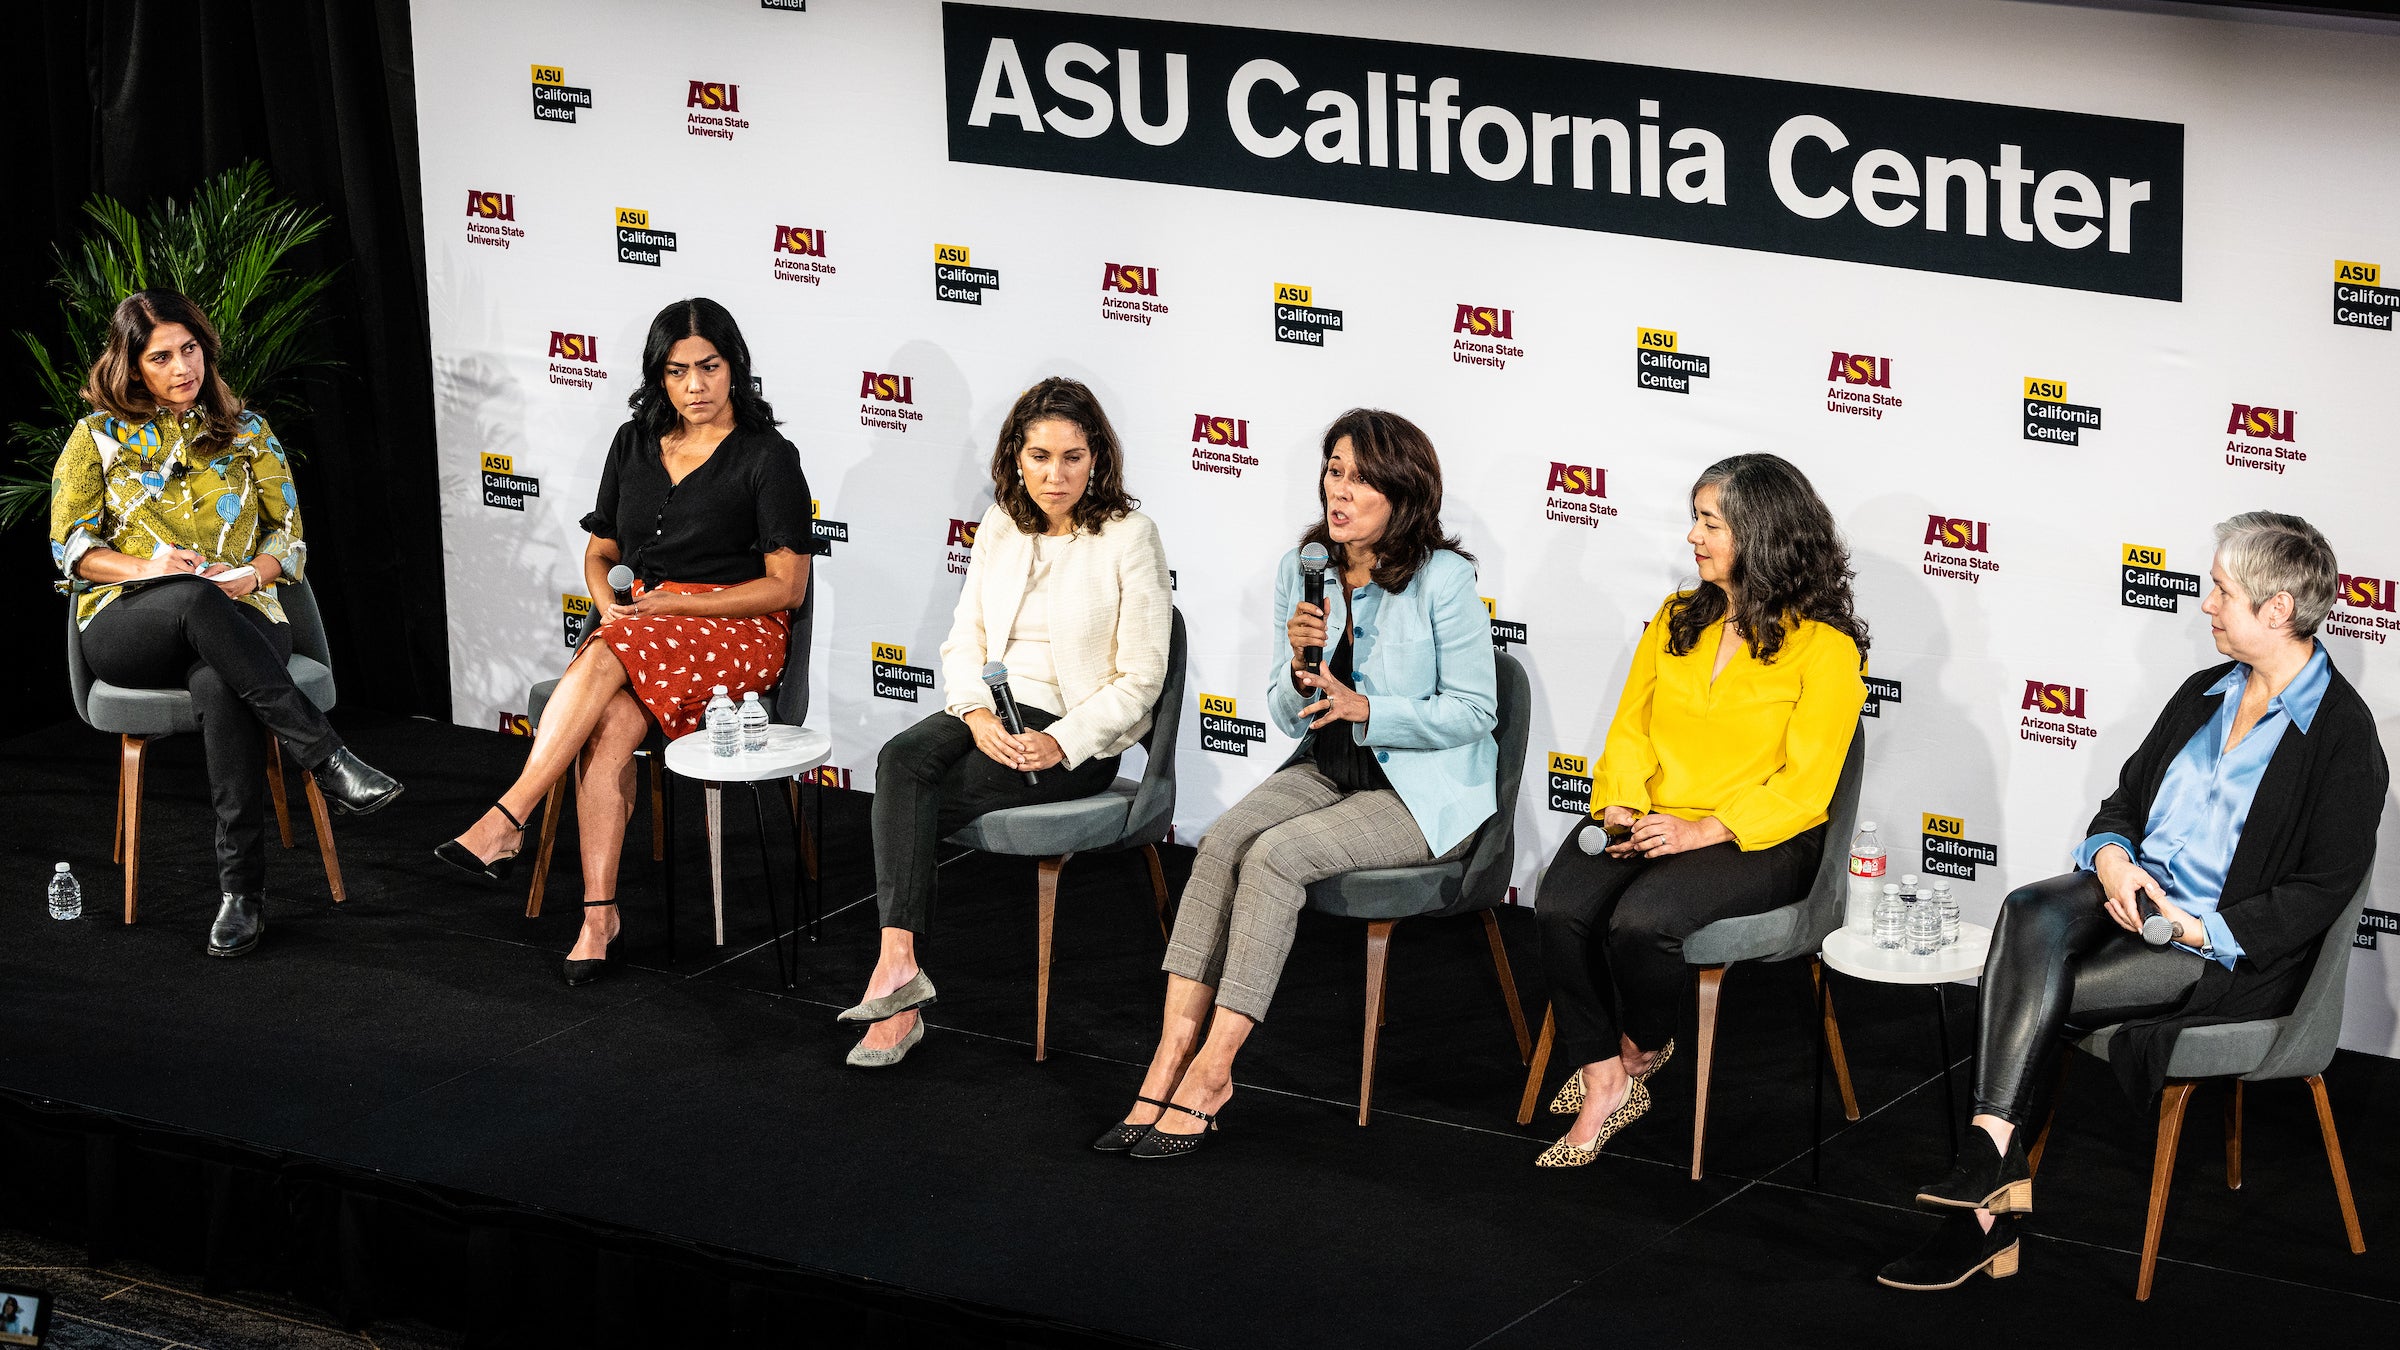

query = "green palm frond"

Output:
[[3, 160, 340, 529]]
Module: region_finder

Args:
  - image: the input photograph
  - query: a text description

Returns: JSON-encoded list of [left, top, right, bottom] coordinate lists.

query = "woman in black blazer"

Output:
[[1880, 512, 2385, 1291]]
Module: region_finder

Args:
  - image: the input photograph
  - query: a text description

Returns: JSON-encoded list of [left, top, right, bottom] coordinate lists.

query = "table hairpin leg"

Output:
[[745, 782, 797, 988], [796, 771, 823, 944], [1933, 984, 1959, 1158]]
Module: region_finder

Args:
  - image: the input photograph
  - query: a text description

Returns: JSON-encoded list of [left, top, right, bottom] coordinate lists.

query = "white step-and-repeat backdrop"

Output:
[[413, 0, 2400, 1055]]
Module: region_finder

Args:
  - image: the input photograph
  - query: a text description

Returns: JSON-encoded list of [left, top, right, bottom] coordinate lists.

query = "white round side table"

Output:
[[1815, 922, 1993, 1175], [663, 724, 831, 985]]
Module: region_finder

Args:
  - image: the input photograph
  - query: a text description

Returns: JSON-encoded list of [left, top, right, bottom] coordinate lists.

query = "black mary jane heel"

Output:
[[435, 799, 530, 883], [1127, 1102, 1221, 1160], [562, 899, 621, 987], [1092, 1095, 1175, 1153]]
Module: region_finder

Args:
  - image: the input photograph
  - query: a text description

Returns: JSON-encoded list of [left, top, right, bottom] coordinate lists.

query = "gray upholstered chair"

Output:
[[2030, 859, 2375, 1301], [942, 607, 1187, 1062], [1515, 723, 1867, 1179], [1302, 649, 1534, 1125], [66, 577, 345, 922], [523, 571, 817, 936]]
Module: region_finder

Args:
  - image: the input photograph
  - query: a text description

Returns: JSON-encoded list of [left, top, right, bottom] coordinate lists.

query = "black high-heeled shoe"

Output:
[[562, 899, 621, 987], [1127, 1102, 1220, 1160], [1092, 1096, 1175, 1153], [434, 800, 529, 883]]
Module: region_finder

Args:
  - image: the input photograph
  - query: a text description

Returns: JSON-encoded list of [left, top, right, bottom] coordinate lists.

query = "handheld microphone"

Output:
[[1298, 542, 1330, 674], [1578, 819, 1634, 855], [2136, 893, 2177, 946], [607, 564, 636, 607], [982, 660, 1040, 787]]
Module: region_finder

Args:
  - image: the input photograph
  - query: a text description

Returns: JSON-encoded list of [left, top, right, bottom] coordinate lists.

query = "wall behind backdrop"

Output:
[[409, 0, 2400, 1056]]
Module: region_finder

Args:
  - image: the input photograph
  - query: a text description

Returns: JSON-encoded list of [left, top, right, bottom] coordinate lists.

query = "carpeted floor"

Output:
[[1, 711, 2393, 1348]]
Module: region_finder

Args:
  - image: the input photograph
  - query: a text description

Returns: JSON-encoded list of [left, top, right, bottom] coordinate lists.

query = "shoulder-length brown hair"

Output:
[[81, 290, 246, 452], [989, 376, 1137, 535], [1298, 408, 1470, 593], [1664, 453, 1869, 664]]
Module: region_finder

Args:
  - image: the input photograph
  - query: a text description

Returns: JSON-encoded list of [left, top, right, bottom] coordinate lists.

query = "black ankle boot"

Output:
[[313, 748, 403, 816], [1877, 1210, 2021, 1290], [208, 892, 266, 957], [1915, 1126, 2032, 1213]]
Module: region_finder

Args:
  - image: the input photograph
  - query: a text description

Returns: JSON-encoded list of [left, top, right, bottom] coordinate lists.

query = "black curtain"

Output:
[[0, 0, 447, 725]]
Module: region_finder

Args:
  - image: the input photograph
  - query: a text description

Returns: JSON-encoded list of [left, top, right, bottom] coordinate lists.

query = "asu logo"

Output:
[[1922, 515, 1989, 553], [465, 190, 516, 220], [802, 765, 854, 790], [685, 81, 741, 111], [1827, 352, 1893, 387], [2023, 378, 2068, 402], [2336, 260, 2381, 285], [1101, 263, 1159, 295], [1274, 283, 1312, 304], [772, 226, 826, 257], [1545, 463, 1606, 497], [547, 332, 598, 361], [2338, 574, 2397, 613], [1191, 415, 1250, 449], [1198, 693, 1238, 718], [946, 518, 979, 548], [2226, 404, 2297, 442], [859, 372, 914, 404], [2020, 681, 2089, 718], [871, 641, 907, 665], [616, 207, 649, 229], [1453, 304, 1514, 338]]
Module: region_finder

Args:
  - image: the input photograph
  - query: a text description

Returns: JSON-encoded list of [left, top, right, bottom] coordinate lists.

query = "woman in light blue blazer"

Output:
[[1095, 409, 1498, 1158]]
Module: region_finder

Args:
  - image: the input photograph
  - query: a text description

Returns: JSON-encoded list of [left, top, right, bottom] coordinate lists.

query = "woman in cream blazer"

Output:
[[839, 377, 1172, 1066]]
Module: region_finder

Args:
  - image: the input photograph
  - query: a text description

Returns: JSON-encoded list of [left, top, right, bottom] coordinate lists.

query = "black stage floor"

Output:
[[2, 713, 2395, 1347]]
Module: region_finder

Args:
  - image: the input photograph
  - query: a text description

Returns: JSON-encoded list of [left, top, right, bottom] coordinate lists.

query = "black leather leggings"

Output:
[[1972, 871, 2204, 1126]]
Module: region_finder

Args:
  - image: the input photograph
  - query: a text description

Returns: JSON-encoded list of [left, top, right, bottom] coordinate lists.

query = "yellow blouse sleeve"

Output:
[[245, 416, 306, 582], [1713, 625, 1867, 850], [48, 421, 106, 577], [1593, 598, 1677, 816]]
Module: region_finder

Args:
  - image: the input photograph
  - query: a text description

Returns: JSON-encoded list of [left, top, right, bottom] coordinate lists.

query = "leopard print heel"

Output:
[[1549, 1037, 1676, 1116], [1535, 1079, 1650, 1168]]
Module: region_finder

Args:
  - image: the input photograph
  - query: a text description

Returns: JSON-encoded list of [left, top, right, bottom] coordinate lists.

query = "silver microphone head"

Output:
[[980, 660, 1009, 687], [1577, 824, 1609, 855], [607, 564, 635, 591], [2139, 912, 2177, 946], [1298, 542, 1329, 576]]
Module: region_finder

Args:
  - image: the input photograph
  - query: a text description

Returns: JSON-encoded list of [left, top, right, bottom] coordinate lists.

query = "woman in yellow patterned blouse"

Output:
[[1530, 453, 1869, 1165], [50, 290, 400, 957]]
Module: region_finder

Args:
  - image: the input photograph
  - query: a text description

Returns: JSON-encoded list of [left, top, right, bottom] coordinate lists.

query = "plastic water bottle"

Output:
[[48, 862, 81, 921], [1934, 879, 1961, 949], [1907, 887, 1941, 956], [705, 686, 739, 758], [740, 691, 770, 753], [1874, 883, 1904, 949], [1844, 821, 1886, 935]]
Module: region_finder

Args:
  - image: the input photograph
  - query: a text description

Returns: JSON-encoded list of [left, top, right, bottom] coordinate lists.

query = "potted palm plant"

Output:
[[3, 160, 340, 527]]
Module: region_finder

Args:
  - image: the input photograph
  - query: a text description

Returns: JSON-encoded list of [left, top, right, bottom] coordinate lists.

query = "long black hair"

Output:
[[1664, 453, 1868, 664], [627, 297, 778, 437], [82, 289, 246, 451], [1297, 408, 1470, 593]]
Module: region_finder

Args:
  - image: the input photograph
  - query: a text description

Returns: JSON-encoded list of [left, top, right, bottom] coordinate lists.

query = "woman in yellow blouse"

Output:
[[1532, 453, 1867, 1165], [50, 290, 400, 957]]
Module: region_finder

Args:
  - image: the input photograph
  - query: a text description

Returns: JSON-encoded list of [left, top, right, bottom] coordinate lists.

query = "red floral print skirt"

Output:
[[600, 580, 790, 739]]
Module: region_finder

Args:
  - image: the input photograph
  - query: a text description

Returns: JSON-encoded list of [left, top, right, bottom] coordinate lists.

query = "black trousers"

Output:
[[1535, 822, 1825, 1067], [83, 581, 342, 895], [1972, 871, 2203, 1126], [871, 706, 1121, 934]]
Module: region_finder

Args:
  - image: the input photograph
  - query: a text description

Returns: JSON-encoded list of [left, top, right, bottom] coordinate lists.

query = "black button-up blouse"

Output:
[[580, 422, 815, 585]]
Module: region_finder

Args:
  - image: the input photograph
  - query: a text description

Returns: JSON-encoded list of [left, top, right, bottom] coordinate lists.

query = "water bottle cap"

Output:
[[743, 691, 759, 701], [1857, 821, 1877, 833], [55, 861, 70, 872], [1901, 874, 1918, 885], [1883, 883, 1899, 893], [713, 685, 729, 695]]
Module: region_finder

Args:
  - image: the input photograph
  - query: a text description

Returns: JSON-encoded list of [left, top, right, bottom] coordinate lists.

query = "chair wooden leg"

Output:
[[2136, 1081, 2197, 1301], [1691, 964, 1726, 1181], [1360, 920, 1396, 1125], [1034, 856, 1064, 1063], [265, 736, 297, 849], [2028, 1054, 2071, 1178], [301, 775, 346, 903], [1810, 960, 1861, 1122], [1517, 1005, 1556, 1126], [648, 757, 667, 862], [2306, 1074, 2367, 1254], [1481, 909, 1533, 1063], [2224, 1079, 2244, 1190], [1143, 843, 1169, 942], [706, 783, 725, 945], [525, 775, 568, 918], [119, 736, 147, 924]]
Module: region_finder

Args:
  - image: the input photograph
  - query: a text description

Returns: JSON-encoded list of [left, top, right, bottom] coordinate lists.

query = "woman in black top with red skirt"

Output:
[[438, 298, 813, 984]]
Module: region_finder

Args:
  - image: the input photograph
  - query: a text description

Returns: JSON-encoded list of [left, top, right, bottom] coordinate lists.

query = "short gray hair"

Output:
[[2213, 511, 2337, 639]]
